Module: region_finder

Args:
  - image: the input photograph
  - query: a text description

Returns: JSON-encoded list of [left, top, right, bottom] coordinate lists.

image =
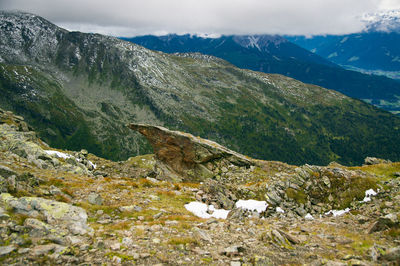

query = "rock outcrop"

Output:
[[364, 157, 392, 165], [0, 107, 95, 175], [0, 193, 91, 235], [128, 124, 254, 181]]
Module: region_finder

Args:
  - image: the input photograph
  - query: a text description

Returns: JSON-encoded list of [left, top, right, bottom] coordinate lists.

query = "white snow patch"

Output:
[[44, 150, 72, 159], [184, 202, 230, 219], [325, 208, 350, 217], [247, 36, 261, 51], [276, 207, 285, 213], [235, 200, 268, 213], [363, 189, 377, 202], [87, 160, 97, 169], [305, 213, 314, 220], [45, 150, 96, 169]]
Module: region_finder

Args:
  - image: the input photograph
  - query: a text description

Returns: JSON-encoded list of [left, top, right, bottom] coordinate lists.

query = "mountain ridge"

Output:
[[124, 33, 400, 113], [1, 11, 400, 165]]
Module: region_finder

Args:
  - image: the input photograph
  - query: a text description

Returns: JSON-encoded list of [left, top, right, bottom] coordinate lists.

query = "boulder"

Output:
[[0, 245, 16, 256], [88, 192, 103, 205], [128, 124, 253, 181], [364, 157, 391, 165], [368, 213, 399, 233], [0, 165, 17, 178], [381, 247, 400, 262], [0, 193, 91, 235]]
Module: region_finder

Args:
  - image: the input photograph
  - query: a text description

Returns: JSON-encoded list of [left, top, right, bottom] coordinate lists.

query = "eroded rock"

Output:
[[128, 124, 253, 181]]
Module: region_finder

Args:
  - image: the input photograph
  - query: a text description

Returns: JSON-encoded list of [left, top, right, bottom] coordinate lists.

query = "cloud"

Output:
[[0, 0, 396, 36], [379, 0, 400, 10]]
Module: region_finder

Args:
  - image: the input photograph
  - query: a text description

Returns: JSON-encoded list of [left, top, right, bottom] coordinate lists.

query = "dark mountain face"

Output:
[[2, 11, 400, 166], [124, 34, 400, 114]]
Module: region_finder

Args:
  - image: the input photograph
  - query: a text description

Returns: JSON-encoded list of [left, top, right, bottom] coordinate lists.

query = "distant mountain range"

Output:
[[287, 9, 400, 80], [123, 34, 400, 114], [287, 32, 400, 81], [2, 11, 400, 166]]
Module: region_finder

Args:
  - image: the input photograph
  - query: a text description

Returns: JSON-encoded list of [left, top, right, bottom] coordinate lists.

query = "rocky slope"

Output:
[[2, 11, 400, 166], [124, 34, 400, 113], [0, 108, 399, 265]]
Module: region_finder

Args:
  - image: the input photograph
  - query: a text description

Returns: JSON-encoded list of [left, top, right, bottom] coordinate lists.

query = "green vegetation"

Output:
[[309, 170, 378, 209], [167, 237, 198, 246], [349, 162, 400, 179], [2, 16, 400, 166], [286, 188, 307, 204]]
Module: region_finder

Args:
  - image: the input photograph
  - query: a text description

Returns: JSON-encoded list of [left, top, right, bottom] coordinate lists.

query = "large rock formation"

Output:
[[128, 124, 254, 181]]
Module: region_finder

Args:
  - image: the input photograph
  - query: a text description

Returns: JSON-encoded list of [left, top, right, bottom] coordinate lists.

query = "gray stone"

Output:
[[122, 237, 134, 247], [271, 229, 288, 246], [295, 207, 307, 217], [0, 206, 9, 220], [325, 261, 346, 266], [153, 212, 163, 219], [0, 193, 90, 235], [152, 238, 161, 244], [364, 157, 390, 165], [277, 229, 300, 244], [0, 245, 16, 256], [383, 213, 398, 224], [266, 191, 282, 205], [149, 194, 160, 201], [110, 242, 121, 251], [227, 207, 247, 221], [368, 214, 398, 233], [80, 149, 88, 156], [370, 245, 380, 262], [17, 248, 30, 254], [119, 205, 141, 212], [66, 235, 84, 245], [49, 185, 62, 195], [193, 227, 213, 243], [0, 165, 17, 178], [93, 170, 108, 177], [322, 176, 331, 188], [24, 218, 51, 234], [88, 192, 103, 205], [30, 244, 65, 256], [381, 247, 400, 261]]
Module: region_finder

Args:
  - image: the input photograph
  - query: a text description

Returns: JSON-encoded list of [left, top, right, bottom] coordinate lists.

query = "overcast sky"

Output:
[[1, 0, 400, 36]]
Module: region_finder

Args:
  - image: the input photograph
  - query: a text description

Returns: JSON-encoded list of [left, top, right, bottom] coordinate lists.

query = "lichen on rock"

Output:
[[0, 193, 91, 235]]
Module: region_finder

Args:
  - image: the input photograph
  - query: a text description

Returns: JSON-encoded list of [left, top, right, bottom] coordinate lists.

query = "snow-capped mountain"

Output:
[[232, 35, 288, 51]]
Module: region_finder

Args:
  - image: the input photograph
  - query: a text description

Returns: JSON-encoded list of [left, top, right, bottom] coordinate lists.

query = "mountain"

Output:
[[2, 11, 400, 166], [123, 34, 400, 113], [287, 9, 400, 82], [287, 32, 400, 80]]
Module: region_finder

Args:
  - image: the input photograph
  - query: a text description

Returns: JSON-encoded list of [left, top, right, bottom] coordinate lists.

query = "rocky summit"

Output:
[[1, 108, 400, 265]]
